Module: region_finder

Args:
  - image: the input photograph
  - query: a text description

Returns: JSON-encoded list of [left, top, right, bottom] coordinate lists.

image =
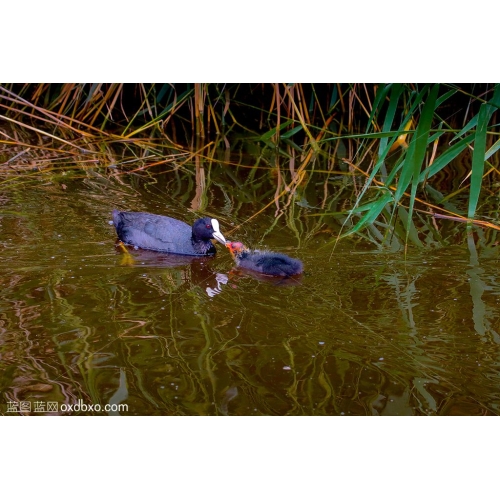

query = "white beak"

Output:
[[211, 218, 226, 245]]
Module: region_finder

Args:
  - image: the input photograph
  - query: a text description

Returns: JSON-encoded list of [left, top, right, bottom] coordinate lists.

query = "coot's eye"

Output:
[[206, 224, 211, 229]]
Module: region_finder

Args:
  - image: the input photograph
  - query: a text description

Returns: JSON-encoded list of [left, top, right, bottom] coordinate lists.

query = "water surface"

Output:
[[1, 151, 500, 416]]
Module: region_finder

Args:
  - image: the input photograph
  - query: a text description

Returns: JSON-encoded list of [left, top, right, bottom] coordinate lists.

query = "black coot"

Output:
[[112, 210, 226, 256], [226, 241, 303, 277]]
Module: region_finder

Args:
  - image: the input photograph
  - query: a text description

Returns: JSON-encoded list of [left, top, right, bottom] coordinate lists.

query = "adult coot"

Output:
[[112, 210, 226, 256], [226, 241, 303, 277]]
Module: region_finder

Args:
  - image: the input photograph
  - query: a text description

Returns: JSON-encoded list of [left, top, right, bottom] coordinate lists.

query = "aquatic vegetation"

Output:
[[1, 83, 500, 250]]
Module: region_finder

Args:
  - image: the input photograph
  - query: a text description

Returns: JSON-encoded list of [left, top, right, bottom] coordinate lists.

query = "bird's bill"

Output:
[[211, 219, 226, 245], [225, 241, 235, 256]]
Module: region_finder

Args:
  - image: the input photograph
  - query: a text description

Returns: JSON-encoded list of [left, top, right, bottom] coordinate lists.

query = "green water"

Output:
[[1, 150, 500, 416]]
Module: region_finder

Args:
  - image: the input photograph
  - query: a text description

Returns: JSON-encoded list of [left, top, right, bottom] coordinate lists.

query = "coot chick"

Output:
[[112, 210, 226, 256], [226, 241, 303, 277]]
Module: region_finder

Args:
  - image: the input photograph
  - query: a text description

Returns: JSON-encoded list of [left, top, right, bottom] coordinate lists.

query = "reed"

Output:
[[1, 83, 499, 246]]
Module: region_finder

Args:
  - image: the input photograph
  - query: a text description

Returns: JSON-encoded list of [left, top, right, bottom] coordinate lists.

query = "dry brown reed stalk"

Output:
[[0, 85, 120, 139], [431, 213, 500, 231], [274, 83, 281, 145], [84, 84, 120, 127], [227, 111, 336, 234], [194, 83, 206, 138], [0, 114, 87, 150], [283, 84, 318, 152]]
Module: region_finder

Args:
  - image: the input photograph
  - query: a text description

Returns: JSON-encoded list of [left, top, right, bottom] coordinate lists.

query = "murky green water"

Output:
[[1, 149, 500, 416]]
